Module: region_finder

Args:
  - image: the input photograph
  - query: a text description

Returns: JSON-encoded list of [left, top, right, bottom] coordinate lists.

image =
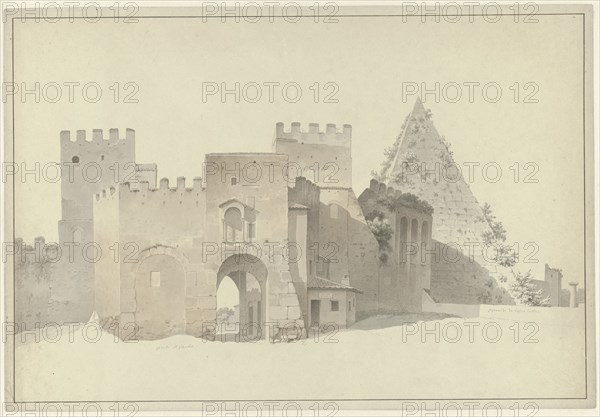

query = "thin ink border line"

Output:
[[10, 11, 589, 404]]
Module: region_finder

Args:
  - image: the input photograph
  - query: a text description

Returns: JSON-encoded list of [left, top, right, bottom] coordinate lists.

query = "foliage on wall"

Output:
[[365, 211, 393, 263], [477, 202, 516, 267], [377, 192, 434, 216]]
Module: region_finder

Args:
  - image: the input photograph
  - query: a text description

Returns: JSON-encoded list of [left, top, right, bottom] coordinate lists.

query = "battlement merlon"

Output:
[[94, 186, 117, 202], [60, 128, 135, 147], [369, 178, 393, 196], [274, 122, 352, 148]]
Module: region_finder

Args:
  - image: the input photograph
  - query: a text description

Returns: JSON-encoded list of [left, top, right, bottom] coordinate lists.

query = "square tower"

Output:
[[58, 128, 139, 245], [273, 122, 352, 189]]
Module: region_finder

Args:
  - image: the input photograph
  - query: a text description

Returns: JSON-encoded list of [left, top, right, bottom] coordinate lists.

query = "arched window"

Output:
[[224, 207, 243, 242], [410, 219, 419, 264], [330, 204, 339, 219], [72, 227, 83, 244], [399, 217, 408, 263]]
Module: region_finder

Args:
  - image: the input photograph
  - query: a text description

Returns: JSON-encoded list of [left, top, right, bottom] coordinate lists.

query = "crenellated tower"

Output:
[[273, 122, 353, 188], [58, 128, 156, 245], [50, 128, 156, 323]]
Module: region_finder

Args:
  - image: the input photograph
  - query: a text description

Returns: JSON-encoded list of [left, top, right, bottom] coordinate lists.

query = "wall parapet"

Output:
[[367, 178, 434, 216], [95, 177, 206, 211], [60, 128, 135, 147], [275, 122, 351, 148]]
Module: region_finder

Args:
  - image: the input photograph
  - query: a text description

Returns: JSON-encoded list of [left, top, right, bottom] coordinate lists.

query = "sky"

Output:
[[11, 12, 586, 284]]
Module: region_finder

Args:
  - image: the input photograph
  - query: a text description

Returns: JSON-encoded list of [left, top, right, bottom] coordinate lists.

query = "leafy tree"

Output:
[[365, 210, 385, 222], [366, 212, 393, 263], [367, 216, 393, 248], [509, 270, 550, 307], [480, 202, 507, 242], [216, 307, 234, 322], [478, 202, 515, 267]]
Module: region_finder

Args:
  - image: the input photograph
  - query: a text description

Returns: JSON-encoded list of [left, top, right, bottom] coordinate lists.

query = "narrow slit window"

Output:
[[248, 222, 256, 241], [150, 271, 161, 287]]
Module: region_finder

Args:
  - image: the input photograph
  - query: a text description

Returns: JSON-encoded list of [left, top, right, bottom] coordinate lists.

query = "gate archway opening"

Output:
[[216, 254, 268, 341]]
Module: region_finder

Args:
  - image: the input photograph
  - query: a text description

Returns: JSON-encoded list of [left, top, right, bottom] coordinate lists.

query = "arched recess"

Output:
[[421, 221, 429, 264], [410, 219, 419, 264], [72, 227, 84, 244], [131, 245, 189, 339], [399, 217, 408, 263]]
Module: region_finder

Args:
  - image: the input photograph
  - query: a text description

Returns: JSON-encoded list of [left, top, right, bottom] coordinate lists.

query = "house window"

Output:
[[231, 177, 237, 185], [248, 222, 256, 241], [309, 260, 313, 275], [348, 301, 352, 311], [224, 207, 243, 242], [150, 271, 161, 287], [100, 155, 105, 161], [331, 300, 339, 312]]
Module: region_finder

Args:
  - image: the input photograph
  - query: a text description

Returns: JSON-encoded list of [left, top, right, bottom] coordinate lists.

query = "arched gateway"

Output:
[[216, 254, 268, 340]]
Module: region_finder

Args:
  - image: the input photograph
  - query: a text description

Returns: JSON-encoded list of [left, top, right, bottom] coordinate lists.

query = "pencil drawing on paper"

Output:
[[14, 99, 581, 342], [3, 2, 595, 411]]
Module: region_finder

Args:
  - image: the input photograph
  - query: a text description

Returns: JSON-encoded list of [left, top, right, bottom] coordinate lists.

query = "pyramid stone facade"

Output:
[[379, 99, 513, 304]]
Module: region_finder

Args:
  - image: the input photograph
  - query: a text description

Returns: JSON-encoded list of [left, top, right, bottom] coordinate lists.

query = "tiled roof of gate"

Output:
[[307, 276, 362, 293], [288, 203, 310, 210]]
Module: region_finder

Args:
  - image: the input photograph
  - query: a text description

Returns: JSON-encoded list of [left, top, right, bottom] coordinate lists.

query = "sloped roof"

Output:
[[307, 276, 362, 293], [288, 203, 310, 210]]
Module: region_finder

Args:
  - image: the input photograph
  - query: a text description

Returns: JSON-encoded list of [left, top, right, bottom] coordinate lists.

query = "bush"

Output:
[[509, 270, 550, 307], [366, 213, 394, 263]]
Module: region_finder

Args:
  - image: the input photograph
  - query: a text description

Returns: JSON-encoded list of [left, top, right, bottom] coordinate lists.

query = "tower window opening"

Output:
[[248, 222, 256, 241], [72, 156, 80, 163]]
